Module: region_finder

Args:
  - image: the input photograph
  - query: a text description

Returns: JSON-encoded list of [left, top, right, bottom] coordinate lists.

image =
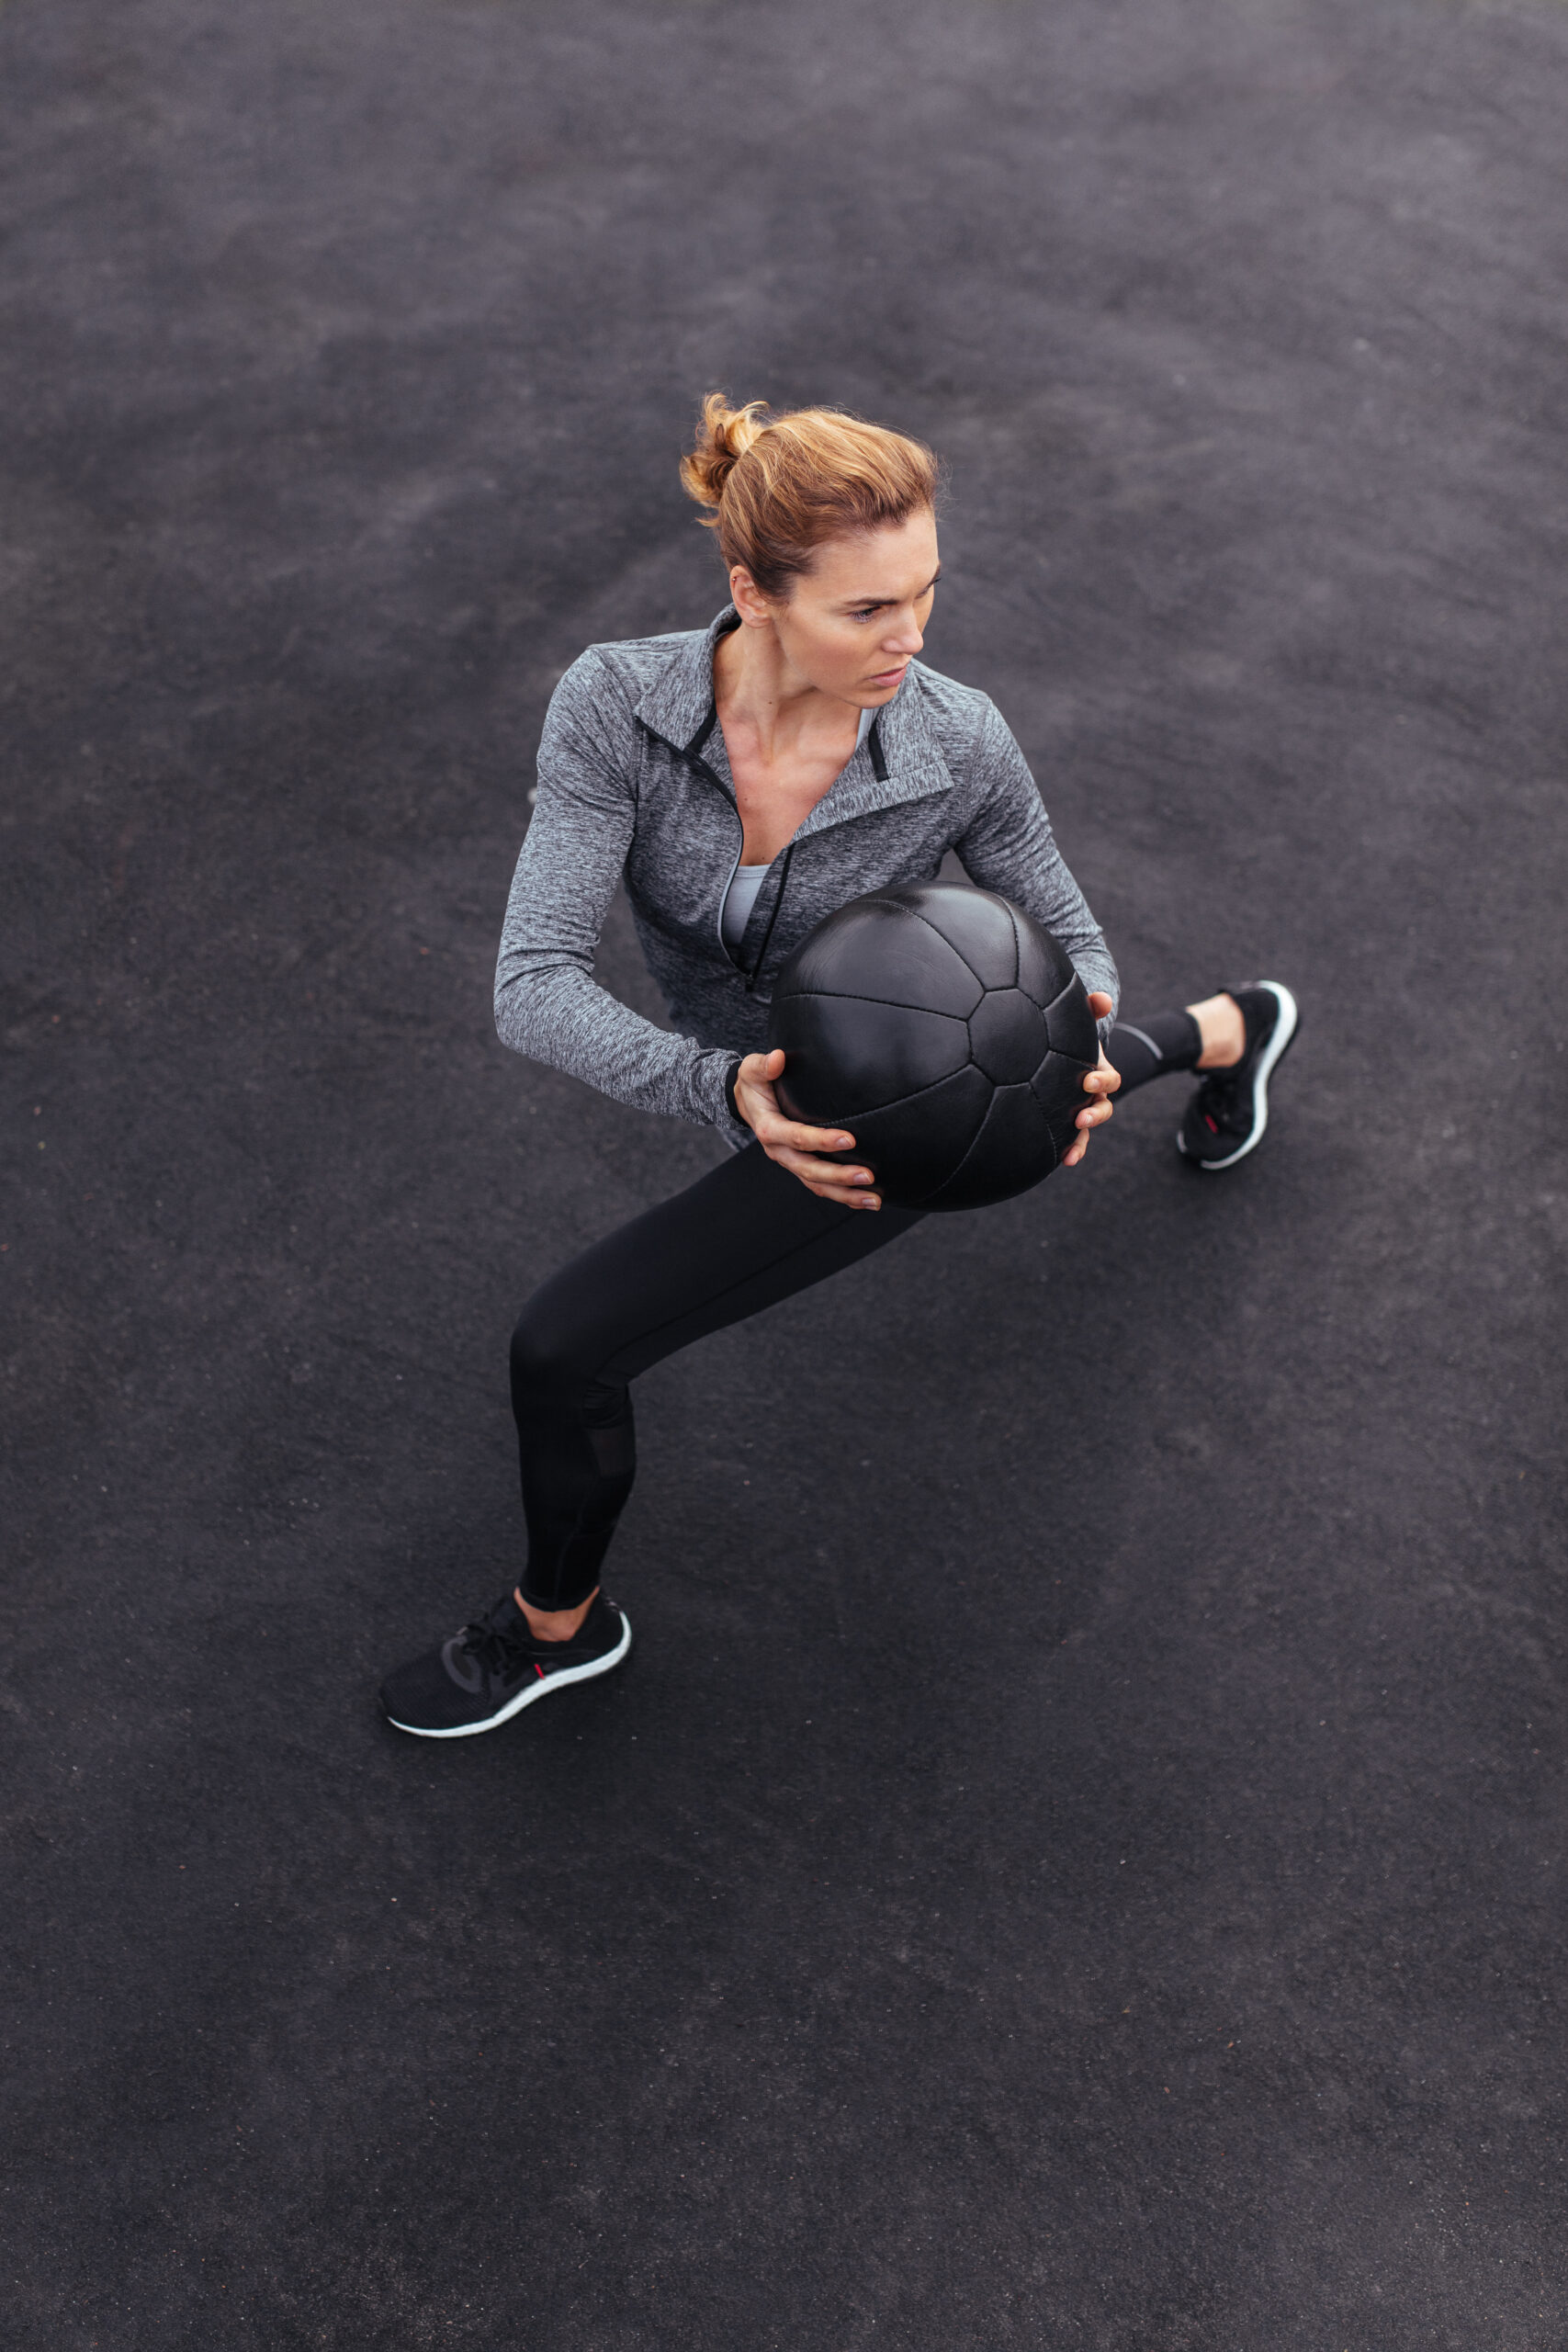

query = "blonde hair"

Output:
[[680, 393, 939, 598]]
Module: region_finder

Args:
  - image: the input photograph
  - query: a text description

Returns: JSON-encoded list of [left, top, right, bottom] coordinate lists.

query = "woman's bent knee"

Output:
[[509, 1298, 625, 1423], [509, 1300, 581, 1404]]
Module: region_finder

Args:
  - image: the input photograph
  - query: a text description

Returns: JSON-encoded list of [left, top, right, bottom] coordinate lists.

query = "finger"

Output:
[[736, 1050, 790, 1104], [773, 1147, 876, 1188], [788, 1159, 880, 1203], [1075, 1100, 1113, 1130], [806, 1181, 881, 1209], [765, 1121, 857, 1157], [1086, 990, 1114, 1018]]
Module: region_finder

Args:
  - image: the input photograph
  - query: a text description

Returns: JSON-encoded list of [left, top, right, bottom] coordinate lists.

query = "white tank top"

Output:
[[720, 862, 771, 952], [719, 707, 877, 952]]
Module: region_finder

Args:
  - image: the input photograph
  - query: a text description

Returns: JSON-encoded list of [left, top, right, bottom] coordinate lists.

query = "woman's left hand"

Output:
[[1062, 991, 1121, 1169]]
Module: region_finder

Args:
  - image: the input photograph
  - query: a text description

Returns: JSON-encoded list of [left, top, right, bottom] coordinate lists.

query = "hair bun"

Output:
[[677, 393, 940, 599], [679, 392, 771, 512]]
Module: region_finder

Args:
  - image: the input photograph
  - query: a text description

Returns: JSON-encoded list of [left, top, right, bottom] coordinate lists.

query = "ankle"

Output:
[[514, 1586, 598, 1643], [1186, 992, 1246, 1069]]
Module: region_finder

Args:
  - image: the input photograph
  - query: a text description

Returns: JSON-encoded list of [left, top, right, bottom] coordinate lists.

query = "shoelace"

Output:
[[1194, 1066, 1247, 1130], [457, 1612, 533, 1677], [460, 1607, 601, 1677]]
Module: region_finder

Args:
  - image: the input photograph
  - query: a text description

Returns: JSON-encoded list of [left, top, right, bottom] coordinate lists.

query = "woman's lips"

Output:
[[866, 664, 908, 688]]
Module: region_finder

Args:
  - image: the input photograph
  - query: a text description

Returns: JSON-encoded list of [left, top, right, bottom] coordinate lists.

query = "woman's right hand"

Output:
[[733, 1048, 881, 1209]]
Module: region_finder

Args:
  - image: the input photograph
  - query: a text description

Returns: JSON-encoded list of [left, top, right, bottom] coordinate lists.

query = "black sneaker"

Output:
[[379, 1590, 631, 1738], [1178, 981, 1299, 1170]]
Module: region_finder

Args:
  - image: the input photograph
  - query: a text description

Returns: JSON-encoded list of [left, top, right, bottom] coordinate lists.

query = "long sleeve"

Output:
[[952, 701, 1120, 1039], [493, 652, 742, 1131]]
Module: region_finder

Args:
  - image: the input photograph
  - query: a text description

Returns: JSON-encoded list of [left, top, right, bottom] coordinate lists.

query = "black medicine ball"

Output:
[[767, 881, 1099, 1212]]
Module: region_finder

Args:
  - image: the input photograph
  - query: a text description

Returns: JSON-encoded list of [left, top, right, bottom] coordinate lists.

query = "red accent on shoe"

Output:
[[534, 1662, 547, 1679], [1203, 1113, 1218, 1133]]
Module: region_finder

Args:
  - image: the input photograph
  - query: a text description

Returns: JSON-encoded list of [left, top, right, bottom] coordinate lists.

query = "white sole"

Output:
[[385, 1611, 632, 1738], [1179, 982, 1299, 1170]]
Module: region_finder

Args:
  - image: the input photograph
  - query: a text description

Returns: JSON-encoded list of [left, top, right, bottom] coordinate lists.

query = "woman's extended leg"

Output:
[[378, 1148, 921, 1736], [1109, 981, 1298, 1167], [1107, 1007, 1204, 1094]]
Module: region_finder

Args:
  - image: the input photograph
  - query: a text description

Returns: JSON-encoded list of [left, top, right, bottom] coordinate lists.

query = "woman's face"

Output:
[[731, 507, 942, 708]]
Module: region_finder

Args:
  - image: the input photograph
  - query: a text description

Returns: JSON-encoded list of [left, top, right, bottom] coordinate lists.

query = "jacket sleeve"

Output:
[[494, 650, 745, 1133], [951, 698, 1120, 1042]]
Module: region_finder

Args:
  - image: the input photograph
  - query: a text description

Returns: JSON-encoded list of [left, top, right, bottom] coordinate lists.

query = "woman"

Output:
[[379, 397, 1297, 1738]]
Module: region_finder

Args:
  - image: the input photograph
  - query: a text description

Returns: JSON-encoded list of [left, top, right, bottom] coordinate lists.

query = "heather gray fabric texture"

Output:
[[494, 607, 1120, 1145]]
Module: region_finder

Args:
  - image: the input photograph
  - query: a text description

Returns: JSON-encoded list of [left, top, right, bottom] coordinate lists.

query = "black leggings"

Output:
[[510, 1012, 1199, 1609]]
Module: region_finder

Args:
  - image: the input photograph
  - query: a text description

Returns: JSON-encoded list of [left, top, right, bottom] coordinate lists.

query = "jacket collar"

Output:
[[634, 607, 955, 831], [632, 607, 738, 753]]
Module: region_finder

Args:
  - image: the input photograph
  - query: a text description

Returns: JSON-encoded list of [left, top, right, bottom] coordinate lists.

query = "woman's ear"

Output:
[[729, 565, 774, 628]]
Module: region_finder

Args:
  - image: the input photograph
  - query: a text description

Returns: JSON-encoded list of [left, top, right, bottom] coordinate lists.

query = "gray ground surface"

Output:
[[4, 1, 1567, 2344]]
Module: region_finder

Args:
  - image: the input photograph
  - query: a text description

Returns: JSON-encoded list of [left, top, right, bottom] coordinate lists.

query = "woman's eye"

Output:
[[852, 606, 880, 622]]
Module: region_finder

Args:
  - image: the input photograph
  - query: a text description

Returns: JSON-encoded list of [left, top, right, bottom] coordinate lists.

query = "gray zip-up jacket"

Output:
[[495, 608, 1119, 1146]]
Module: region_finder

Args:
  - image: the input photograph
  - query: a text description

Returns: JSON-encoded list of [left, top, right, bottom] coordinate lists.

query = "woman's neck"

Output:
[[713, 623, 858, 766]]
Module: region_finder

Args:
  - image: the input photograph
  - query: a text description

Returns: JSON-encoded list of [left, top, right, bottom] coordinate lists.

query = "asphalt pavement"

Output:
[[4, 0, 1566, 2343]]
